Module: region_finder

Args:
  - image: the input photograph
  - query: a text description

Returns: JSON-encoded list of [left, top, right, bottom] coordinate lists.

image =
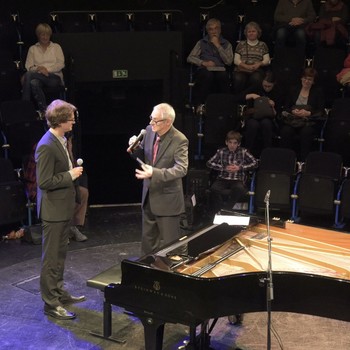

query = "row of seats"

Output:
[[248, 148, 350, 228], [189, 94, 350, 166], [184, 148, 350, 229], [2, 0, 350, 66], [0, 157, 30, 227]]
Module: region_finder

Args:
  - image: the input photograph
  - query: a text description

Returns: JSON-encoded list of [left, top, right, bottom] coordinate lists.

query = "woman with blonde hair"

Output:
[[232, 21, 271, 93], [22, 23, 65, 113]]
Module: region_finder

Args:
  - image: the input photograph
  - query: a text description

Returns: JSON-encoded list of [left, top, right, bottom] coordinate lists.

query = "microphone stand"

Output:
[[265, 190, 273, 350]]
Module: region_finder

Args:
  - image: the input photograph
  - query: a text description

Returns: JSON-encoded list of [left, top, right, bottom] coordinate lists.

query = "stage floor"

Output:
[[0, 206, 350, 350]]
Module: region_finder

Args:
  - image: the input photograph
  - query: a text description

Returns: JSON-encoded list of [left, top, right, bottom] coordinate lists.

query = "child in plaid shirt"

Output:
[[206, 130, 257, 213]]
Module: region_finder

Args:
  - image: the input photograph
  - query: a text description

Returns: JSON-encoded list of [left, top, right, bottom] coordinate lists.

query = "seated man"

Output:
[[187, 18, 233, 108], [274, 0, 316, 50], [22, 23, 65, 113], [206, 131, 258, 214]]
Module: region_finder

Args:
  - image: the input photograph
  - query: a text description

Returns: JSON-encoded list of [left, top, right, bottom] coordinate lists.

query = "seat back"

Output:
[[312, 47, 346, 108], [340, 179, 350, 219], [0, 49, 21, 102], [1, 100, 39, 124], [272, 47, 306, 90], [0, 100, 46, 167], [204, 93, 240, 147], [324, 98, 350, 166], [298, 151, 343, 215], [329, 98, 350, 121], [0, 157, 16, 182], [258, 147, 297, 174], [253, 147, 297, 211], [0, 157, 27, 225], [303, 151, 343, 180]]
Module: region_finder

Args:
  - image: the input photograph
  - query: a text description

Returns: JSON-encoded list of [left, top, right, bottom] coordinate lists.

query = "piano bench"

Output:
[[86, 264, 122, 291], [86, 264, 125, 344]]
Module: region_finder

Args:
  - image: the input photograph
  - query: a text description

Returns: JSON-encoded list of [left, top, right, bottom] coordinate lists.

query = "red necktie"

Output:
[[153, 136, 160, 165]]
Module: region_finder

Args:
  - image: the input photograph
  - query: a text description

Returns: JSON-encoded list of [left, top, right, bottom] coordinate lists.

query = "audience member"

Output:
[[232, 21, 271, 94], [22, 23, 65, 113], [238, 71, 284, 156], [127, 103, 188, 255], [306, 0, 348, 48], [206, 131, 257, 214], [187, 18, 233, 108], [279, 68, 325, 161], [66, 133, 88, 242], [35, 99, 86, 320], [274, 0, 316, 50], [336, 52, 350, 87]]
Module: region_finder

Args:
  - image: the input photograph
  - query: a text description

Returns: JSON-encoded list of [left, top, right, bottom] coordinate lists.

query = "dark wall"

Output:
[[0, 0, 280, 205]]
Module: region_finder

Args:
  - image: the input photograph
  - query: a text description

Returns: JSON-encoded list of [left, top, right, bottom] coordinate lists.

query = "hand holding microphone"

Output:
[[127, 129, 146, 153], [72, 158, 83, 179]]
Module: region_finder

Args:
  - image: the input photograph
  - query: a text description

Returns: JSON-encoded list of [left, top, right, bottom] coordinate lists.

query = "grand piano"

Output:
[[99, 218, 350, 349]]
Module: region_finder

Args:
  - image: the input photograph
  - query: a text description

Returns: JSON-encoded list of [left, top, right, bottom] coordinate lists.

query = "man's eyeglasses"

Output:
[[67, 119, 75, 122], [149, 116, 165, 125]]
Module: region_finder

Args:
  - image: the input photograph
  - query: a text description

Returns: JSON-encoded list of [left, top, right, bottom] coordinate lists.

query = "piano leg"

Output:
[[89, 300, 126, 344], [140, 317, 165, 350], [185, 321, 213, 350]]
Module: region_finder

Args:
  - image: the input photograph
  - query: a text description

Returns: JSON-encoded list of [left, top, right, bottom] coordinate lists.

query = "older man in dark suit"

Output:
[[128, 103, 189, 255], [35, 99, 85, 320]]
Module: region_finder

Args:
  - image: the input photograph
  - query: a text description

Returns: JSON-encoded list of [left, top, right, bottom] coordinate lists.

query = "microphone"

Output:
[[128, 129, 146, 152], [77, 158, 83, 166], [264, 190, 271, 203]]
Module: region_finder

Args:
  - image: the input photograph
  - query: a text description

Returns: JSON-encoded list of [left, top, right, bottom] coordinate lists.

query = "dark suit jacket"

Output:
[[35, 130, 76, 221], [284, 84, 325, 117], [135, 125, 188, 216]]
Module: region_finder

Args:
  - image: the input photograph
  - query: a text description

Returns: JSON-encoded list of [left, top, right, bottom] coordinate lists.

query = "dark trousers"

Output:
[[142, 197, 182, 255], [232, 70, 265, 94], [279, 124, 316, 161], [22, 71, 62, 111], [244, 117, 274, 156], [40, 219, 71, 307], [275, 25, 306, 49], [194, 69, 230, 105], [209, 178, 247, 213]]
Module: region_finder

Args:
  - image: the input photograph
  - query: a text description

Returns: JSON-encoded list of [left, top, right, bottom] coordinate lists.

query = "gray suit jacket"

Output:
[[35, 130, 76, 221], [139, 125, 188, 216]]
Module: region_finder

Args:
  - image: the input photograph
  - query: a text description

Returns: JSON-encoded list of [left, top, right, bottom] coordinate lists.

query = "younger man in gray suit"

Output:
[[35, 99, 86, 320]]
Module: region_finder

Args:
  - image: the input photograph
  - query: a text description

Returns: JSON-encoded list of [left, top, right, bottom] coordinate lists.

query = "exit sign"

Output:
[[112, 69, 128, 79]]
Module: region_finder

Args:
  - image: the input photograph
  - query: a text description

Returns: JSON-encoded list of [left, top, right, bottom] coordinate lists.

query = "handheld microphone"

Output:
[[128, 129, 146, 152], [77, 158, 83, 166], [264, 190, 271, 203]]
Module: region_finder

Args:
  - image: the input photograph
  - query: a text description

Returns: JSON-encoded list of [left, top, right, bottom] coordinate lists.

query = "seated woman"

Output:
[[279, 68, 325, 161], [232, 21, 271, 94], [22, 23, 65, 113], [306, 0, 348, 48], [237, 71, 284, 157]]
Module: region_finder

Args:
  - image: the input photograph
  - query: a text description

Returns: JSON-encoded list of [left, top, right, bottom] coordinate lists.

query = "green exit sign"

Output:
[[112, 69, 128, 79]]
